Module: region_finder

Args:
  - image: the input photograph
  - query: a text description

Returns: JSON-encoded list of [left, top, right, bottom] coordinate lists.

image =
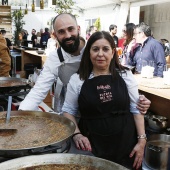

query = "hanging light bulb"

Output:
[[32, 0, 35, 12], [40, 0, 44, 9], [52, 0, 56, 5], [25, 4, 28, 14], [19, 6, 22, 15]]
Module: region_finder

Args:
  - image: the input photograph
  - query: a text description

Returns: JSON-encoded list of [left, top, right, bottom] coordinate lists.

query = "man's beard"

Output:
[[58, 34, 80, 53]]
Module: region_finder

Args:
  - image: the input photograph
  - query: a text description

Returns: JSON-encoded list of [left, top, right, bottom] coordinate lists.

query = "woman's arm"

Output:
[[62, 74, 91, 151], [121, 70, 150, 114], [63, 112, 80, 134], [130, 114, 146, 169], [121, 70, 146, 169]]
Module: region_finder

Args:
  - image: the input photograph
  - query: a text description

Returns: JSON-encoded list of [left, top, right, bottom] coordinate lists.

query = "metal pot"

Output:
[[144, 134, 170, 170], [0, 111, 75, 158], [145, 114, 168, 131], [0, 153, 129, 170]]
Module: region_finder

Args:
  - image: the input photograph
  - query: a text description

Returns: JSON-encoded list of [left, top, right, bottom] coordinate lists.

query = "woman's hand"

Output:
[[137, 95, 151, 114], [73, 133, 92, 151], [129, 139, 146, 169]]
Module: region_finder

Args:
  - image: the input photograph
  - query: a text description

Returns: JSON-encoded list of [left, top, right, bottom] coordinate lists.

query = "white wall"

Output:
[[11, 7, 56, 40], [79, 4, 120, 33], [142, 2, 170, 41], [11, 2, 170, 43]]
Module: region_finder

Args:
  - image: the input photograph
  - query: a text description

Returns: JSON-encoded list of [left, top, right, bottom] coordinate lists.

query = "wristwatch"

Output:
[[137, 134, 147, 141]]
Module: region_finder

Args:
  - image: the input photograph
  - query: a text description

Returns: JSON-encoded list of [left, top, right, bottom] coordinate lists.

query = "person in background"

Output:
[[45, 31, 59, 56], [36, 32, 41, 48], [86, 26, 98, 40], [40, 27, 50, 49], [0, 33, 11, 77], [31, 29, 37, 47], [47, 31, 58, 50], [21, 29, 28, 47], [109, 24, 118, 47], [127, 22, 166, 77], [160, 38, 170, 57], [40, 28, 44, 35], [121, 23, 137, 68], [62, 31, 146, 169], [0, 29, 13, 50], [19, 13, 150, 117]]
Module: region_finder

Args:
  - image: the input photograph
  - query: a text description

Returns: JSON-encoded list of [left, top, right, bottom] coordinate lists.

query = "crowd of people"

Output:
[[20, 27, 57, 50]]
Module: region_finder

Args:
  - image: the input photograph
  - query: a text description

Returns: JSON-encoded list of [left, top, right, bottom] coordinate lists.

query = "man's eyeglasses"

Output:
[[133, 32, 141, 36]]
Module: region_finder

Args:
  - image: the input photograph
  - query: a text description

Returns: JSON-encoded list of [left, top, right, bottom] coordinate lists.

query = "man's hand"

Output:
[[137, 95, 151, 114]]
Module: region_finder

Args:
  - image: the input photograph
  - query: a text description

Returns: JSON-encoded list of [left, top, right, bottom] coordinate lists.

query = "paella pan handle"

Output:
[[6, 96, 12, 123], [28, 145, 62, 154]]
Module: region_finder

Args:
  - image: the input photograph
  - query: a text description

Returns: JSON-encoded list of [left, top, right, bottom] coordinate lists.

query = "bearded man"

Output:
[[19, 13, 150, 113]]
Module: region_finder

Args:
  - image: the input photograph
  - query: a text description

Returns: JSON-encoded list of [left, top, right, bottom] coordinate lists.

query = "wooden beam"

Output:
[[130, 0, 170, 7]]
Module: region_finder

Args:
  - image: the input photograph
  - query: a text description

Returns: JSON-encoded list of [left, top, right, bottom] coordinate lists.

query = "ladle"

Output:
[[0, 96, 17, 135]]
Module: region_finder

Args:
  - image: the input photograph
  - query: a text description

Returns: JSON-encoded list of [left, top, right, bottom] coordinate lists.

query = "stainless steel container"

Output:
[[144, 134, 170, 170], [145, 114, 168, 131]]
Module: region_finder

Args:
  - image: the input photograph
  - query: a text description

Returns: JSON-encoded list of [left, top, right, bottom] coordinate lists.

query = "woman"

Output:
[[121, 23, 138, 67], [36, 32, 41, 48], [62, 31, 146, 169], [47, 31, 59, 50]]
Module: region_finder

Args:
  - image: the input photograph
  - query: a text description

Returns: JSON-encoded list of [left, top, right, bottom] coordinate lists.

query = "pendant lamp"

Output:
[[32, 0, 35, 12], [40, 0, 44, 9], [52, 0, 56, 5], [25, 4, 28, 14]]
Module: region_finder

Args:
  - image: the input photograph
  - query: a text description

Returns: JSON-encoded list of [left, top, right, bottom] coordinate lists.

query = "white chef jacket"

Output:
[[62, 70, 140, 115], [19, 47, 84, 111]]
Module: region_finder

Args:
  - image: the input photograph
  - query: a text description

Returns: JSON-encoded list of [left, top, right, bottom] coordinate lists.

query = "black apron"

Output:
[[78, 73, 137, 169]]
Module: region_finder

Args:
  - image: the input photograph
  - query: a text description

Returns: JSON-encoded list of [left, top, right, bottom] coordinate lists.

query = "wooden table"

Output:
[[134, 74, 170, 126], [13, 47, 47, 71], [21, 50, 47, 71], [13, 47, 51, 107]]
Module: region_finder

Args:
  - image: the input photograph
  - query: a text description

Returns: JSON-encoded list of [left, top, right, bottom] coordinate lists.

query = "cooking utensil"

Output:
[[144, 134, 170, 170], [25, 47, 38, 50], [145, 114, 168, 131], [36, 49, 44, 54], [0, 111, 75, 158], [0, 96, 17, 135], [0, 153, 129, 170]]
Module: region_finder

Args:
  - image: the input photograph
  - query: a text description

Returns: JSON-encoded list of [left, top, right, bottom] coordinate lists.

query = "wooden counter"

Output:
[[134, 74, 170, 126], [13, 47, 51, 107], [13, 47, 47, 71], [21, 50, 47, 71]]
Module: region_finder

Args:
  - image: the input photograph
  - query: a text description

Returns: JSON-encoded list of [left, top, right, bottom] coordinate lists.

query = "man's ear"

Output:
[[53, 32, 57, 38], [77, 25, 81, 34]]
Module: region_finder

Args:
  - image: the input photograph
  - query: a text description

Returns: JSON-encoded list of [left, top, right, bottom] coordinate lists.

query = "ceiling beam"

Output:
[[130, 0, 170, 7]]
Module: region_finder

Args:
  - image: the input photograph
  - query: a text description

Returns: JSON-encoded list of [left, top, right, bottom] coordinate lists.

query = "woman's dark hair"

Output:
[[79, 31, 125, 80], [123, 23, 135, 46]]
